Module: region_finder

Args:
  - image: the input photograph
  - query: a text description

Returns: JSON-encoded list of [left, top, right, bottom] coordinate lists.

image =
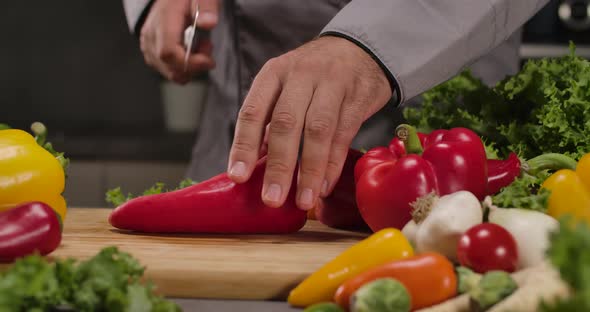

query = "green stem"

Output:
[[395, 124, 423, 155], [524, 153, 578, 175], [0, 123, 11, 130]]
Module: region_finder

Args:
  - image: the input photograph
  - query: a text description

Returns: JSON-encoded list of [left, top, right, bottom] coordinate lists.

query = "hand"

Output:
[[227, 36, 393, 211], [139, 0, 218, 84]]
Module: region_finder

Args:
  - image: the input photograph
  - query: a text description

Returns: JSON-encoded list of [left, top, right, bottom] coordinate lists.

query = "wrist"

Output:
[[320, 32, 399, 106]]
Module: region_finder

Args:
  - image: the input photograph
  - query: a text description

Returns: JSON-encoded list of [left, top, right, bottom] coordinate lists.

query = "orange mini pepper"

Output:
[[334, 252, 457, 311]]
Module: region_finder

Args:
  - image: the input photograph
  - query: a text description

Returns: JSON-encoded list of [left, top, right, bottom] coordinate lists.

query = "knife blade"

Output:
[[183, 2, 200, 72]]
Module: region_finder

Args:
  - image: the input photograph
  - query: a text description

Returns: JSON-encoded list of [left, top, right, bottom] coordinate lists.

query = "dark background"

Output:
[[0, 1, 163, 132], [0, 1, 196, 163]]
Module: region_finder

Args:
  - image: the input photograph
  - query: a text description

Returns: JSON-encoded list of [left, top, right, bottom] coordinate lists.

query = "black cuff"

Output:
[[133, 0, 155, 37]]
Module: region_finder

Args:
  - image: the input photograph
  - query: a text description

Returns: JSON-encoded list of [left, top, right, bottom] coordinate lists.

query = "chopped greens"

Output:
[[0, 247, 181, 312], [106, 179, 197, 207]]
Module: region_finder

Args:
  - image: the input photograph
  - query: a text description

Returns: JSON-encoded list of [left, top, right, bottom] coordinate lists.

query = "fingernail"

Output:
[[299, 188, 313, 209], [321, 180, 328, 196], [229, 161, 246, 178], [199, 12, 218, 26], [264, 184, 282, 204]]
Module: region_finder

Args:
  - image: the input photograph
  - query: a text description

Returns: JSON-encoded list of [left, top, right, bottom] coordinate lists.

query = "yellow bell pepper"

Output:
[[541, 152, 590, 224], [0, 127, 67, 221], [287, 228, 414, 308]]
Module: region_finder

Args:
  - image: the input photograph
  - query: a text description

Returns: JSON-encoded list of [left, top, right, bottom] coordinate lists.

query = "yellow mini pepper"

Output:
[[542, 152, 590, 224], [0, 126, 67, 221], [287, 228, 414, 308]]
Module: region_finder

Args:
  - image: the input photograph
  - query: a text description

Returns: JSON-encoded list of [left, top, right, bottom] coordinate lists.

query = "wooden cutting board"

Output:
[[26, 208, 369, 300]]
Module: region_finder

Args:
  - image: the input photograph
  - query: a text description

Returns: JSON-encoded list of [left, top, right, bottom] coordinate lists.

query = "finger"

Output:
[[154, 39, 188, 72], [322, 98, 364, 197], [195, 0, 219, 29], [141, 31, 178, 82], [150, 50, 191, 84], [153, 40, 214, 83], [154, 1, 192, 75], [262, 80, 314, 208], [296, 84, 344, 210], [228, 63, 282, 183], [196, 37, 213, 56], [185, 53, 216, 72], [258, 123, 270, 157], [146, 53, 175, 81]]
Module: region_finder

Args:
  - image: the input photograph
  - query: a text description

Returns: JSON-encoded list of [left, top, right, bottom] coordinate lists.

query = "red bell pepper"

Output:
[[109, 156, 308, 234], [313, 148, 369, 231], [354, 128, 577, 197], [487, 152, 578, 194], [354, 124, 488, 232], [0, 201, 62, 263]]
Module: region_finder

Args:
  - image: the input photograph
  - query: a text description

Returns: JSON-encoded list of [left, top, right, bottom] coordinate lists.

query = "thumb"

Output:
[[194, 0, 218, 29]]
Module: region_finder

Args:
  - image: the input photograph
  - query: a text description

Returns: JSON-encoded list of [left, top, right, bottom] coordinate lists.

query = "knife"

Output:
[[183, 2, 200, 72]]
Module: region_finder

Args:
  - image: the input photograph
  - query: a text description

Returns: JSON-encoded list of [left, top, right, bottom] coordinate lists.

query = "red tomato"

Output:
[[457, 223, 518, 273]]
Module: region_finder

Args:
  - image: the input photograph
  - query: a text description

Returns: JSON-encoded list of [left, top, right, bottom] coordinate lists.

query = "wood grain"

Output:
[[4, 208, 369, 300]]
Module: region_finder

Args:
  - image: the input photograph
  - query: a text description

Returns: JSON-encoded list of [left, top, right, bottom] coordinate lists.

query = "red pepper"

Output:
[[313, 148, 369, 231], [354, 124, 488, 232], [355, 129, 577, 197], [0, 201, 62, 263], [487, 152, 578, 194], [486, 152, 522, 195], [109, 156, 307, 234]]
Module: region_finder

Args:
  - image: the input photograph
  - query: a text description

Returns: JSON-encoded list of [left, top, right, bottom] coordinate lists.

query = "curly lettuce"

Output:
[[404, 42, 590, 161], [0, 247, 181, 312]]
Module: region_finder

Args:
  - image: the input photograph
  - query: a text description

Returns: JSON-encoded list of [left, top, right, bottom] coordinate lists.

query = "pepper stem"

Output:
[[523, 153, 578, 176], [0, 123, 10, 130], [410, 191, 439, 224], [395, 124, 423, 155]]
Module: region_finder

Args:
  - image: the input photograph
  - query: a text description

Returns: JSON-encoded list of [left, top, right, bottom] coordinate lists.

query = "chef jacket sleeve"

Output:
[[320, 0, 550, 106], [122, 0, 153, 34]]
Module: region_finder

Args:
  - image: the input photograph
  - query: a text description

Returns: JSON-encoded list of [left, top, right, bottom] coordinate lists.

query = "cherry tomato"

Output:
[[457, 223, 518, 273]]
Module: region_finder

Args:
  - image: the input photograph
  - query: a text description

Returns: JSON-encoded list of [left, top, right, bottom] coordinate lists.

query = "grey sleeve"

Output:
[[320, 0, 549, 105], [122, 0, 153, 34]]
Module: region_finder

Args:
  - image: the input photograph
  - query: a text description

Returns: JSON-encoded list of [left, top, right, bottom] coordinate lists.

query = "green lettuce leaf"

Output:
[[0, 247, 181, 312], [491, 172, 551, 212], [106, 178, 197, 207], [404, 42, 590, 161]]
